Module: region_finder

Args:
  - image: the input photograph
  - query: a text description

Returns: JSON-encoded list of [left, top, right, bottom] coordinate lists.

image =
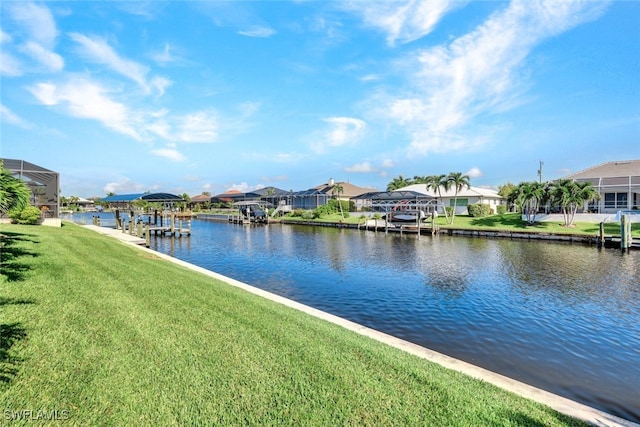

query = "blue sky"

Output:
[[1, 1, 638, 198]]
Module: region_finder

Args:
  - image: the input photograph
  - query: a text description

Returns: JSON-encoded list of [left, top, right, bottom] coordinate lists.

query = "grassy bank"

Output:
[[1, 223, 587, 426], [284, 212, 640, 236]]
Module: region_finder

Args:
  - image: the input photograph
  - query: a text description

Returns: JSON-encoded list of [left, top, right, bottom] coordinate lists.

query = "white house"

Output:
[[397, 184, 504, 215]]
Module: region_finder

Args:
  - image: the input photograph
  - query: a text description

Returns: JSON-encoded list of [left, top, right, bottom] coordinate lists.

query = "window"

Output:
[[604, 192, 628, 209], [450, 198, 468, 206]]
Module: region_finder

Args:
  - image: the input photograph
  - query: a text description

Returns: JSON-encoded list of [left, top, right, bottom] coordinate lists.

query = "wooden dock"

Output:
[[94, 210, 193, 247]]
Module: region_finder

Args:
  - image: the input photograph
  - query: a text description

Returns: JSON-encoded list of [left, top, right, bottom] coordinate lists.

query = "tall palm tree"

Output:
[[549, 179, 600, 227], [425, 174, 449, 222], [332, 183, 345, 219], [447, 172, 471, 224], [510, 181, 548, 225]]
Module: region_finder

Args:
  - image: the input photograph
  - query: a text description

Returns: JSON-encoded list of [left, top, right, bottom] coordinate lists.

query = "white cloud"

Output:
[[378, 0, 610, 156], [20, 41, 64, 72], [310, 116, 367, 153], [103, 178, 146, 195], [150, 43, 182, 66], [0, 50, 23, 76], [3, 3, 62, 75], [175, 111, 218, 143], [69, 32, 168, 95], [0, 104, 33, 129], [238, 26, 276, 38], [7, 2, 58, 48], [29, 78, 143, 140], [228, 182, 264, 192], [150, 147, 186, 162], [345, 162, 377, 173], [381, 159, 395, 168], [151, 76, 172, 96], [345, 0, 464, 46], [465, 167, 483, 178]]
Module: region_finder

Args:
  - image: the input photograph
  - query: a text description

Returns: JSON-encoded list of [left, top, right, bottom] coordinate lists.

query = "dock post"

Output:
[[620, 215, 629, 253], [171, 214, 175, 235], [145, 224, 150, 247], [137, 221, 143, 237], [598, 222, 605, 249]]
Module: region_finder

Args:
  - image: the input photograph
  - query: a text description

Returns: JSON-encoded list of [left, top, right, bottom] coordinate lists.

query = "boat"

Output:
[[385, 200, 427, 223]]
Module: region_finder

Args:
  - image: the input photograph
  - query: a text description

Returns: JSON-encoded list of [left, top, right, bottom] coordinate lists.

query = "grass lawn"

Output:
[[1, 223, 588, 425], [285, 212, 640, 237]]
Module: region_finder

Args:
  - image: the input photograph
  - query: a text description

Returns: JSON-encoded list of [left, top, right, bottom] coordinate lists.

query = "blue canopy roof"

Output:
[[101, 193, 184, 202]]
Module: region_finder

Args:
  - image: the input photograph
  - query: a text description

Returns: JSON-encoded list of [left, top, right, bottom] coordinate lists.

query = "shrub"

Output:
[[9, 205, 43, 225], [292, 209, 305, 217], [445, 207, 454, 217], [301, 210, 315, 220], [372, 213, 381, 220], [467, 203, 493, 218], [496, 205, 507, 215]]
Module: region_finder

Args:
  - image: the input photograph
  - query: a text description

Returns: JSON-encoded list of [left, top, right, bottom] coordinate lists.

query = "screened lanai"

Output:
[[1, 158, 60, 219]]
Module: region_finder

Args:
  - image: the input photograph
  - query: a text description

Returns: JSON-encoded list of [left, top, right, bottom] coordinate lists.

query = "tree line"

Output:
[[386, 173, 600, 227], [506, 180, 600, 227]]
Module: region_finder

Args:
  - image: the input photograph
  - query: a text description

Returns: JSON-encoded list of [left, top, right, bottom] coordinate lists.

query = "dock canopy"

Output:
[[351, 190, 436, 212], [101, 193, 184, 209], [101, 193, 184, 203]]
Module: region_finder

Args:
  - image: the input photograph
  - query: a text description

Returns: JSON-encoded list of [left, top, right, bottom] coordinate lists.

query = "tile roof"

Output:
[[563, 160, 640, 179]]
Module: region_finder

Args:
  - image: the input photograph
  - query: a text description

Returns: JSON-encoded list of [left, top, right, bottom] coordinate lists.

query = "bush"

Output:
[[467, 204, 493, 218], [291, 209, 305, 217], [445, 207, 454, 217], [9, 205, 43, 224], [301, 210, 315, 220], [496, 205, 507, 215]]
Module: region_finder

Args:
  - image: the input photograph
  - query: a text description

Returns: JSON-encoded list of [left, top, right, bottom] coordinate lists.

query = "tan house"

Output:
[[562, 160, 640, 213]]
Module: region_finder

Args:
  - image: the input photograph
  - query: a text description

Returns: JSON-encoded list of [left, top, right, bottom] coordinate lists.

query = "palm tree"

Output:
[[446, 172, 471, 224], [549, 180, 600, 227], [0, 161, 30, 214], [425, 174, 449, 222], [510, 181, 548, 225], [386, 175, 412, 191], [332, 183, 345, 219]]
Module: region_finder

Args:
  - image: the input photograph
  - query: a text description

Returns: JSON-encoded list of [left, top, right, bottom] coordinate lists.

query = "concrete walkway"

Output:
[[84, 224, 146, 245], [83, 224, 638, 427]]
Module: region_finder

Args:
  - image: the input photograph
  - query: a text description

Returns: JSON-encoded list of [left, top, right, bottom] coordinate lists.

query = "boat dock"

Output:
[[91, 210, 192, 246]]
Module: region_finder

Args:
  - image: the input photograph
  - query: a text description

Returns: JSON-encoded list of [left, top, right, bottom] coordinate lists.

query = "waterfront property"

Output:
[[1, 222, 596, 426], [144, 218, 640, 423], [395, 183, 505, 215], [562, 159, 640, 213]]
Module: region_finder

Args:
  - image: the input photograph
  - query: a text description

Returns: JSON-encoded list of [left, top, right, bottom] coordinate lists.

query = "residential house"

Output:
[[291, 178, 377, 210], [561, 160, 639, 214], [397, 183, 504, 215]]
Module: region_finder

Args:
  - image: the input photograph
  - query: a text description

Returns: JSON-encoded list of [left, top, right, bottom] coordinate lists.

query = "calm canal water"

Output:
[[74, 214, 640, 422]]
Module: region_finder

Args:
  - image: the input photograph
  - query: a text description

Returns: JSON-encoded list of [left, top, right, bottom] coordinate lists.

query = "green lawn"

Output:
[[284, 212, 640, 237], [1, 223, 588, 426]]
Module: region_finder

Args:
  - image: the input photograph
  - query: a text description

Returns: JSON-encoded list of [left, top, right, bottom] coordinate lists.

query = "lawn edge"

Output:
[[82, 224, 638, 427]]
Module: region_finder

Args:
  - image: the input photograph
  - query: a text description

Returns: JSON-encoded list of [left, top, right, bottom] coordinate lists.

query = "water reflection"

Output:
[[70, 214, 639, 422]]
